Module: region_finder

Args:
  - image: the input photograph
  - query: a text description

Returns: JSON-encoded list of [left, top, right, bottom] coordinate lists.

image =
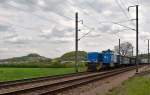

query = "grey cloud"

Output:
[[42, 0, 66, 11], [39, 26, 74, 39], [0, 0, 149, 59], [98, 24, 113, 33], [50, 37, 73, 43], [139, 32, 150, 40], [83, 1, 109, 13], [0, 24, 10, 31], [4, 35, 33, 44], [0, 0, 70, 17], [3, 34, 18, 39], [0, 0, 38, 12], [40, 0, 73, 19]]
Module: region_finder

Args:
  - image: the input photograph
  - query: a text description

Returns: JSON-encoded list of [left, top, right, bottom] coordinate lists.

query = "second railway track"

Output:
[[0, 66, 140, 95], [0, 71, 90, 88]]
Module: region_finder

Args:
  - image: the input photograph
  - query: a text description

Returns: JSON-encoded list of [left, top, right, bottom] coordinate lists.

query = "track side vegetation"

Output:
[[0, 51, 87, 82], [108, 76, 150, 95]]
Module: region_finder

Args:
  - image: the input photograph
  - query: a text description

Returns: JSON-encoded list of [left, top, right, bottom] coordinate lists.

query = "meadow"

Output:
[[0, 67, 86, 82]]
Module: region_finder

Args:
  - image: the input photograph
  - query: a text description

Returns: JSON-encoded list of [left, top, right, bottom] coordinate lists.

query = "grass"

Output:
[[0, 62, 86, 68], [108, 76, 150, 95], [0, 67, 86, 82]]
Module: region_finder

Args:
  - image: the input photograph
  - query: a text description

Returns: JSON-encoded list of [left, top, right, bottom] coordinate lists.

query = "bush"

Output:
[[0, 61, 86, 68]]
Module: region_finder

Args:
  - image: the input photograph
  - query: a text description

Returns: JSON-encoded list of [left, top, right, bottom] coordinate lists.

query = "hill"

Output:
[[60, 51, 87, 62], [0, 51, 87, 67], [0, 53, 51, 64]]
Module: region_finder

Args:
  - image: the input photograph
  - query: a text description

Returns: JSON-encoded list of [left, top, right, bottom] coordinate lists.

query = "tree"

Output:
[[114, 42, 133, 56]]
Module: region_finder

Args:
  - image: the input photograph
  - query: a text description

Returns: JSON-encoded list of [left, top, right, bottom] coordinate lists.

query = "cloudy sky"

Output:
[[0, 0, 149, 59]]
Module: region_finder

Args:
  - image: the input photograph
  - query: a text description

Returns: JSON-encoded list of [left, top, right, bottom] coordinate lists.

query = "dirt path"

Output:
[[60, 66, 150, 95], [82, 65, 150, 95]]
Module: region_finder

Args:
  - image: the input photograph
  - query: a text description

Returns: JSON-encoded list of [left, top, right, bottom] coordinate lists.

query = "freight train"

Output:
[[87, 49, 136, 71]]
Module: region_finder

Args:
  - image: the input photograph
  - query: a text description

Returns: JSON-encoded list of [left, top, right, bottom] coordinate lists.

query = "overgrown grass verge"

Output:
[[108, 76, 150, 95]]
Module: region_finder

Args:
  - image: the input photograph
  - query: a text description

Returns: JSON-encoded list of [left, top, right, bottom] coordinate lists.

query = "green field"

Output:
[[108, 76, 150, 95], [0, 67, 86, 82]]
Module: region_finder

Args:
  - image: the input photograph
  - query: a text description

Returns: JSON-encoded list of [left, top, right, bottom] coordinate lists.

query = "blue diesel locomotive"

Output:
[[87, 49, 136, 71], [87, 52, 102, 71]]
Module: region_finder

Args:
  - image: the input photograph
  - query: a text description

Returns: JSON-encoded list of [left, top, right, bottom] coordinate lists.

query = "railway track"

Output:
[[0, 71, 90, 88], [0, 66, 139, 95]]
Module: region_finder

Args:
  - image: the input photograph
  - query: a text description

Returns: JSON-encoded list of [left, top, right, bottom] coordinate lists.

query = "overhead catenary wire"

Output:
[[79, 22, 132, 42], [113, 28, 134, 35], [99, 21, 136, 31], [79, 19, 136, 40], [2, 1, 136, 36], [2, 2, 76, 27], [3, 0, 137, 29], [115, 0, 131, 20], [118, 0, 136, 25], [115, 0, 135, 26], [0, 2, 77, 32], [67, 0, 136, 37], [0, 1, 140, 42], [119, 0, 128, 11], [111, 22, 136, 31], [78, 30, 93, 41], [78, 28, 95, 41]]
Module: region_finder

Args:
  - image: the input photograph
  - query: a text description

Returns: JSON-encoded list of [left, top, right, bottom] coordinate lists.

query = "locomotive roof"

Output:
[[102, 49, 114, 53]]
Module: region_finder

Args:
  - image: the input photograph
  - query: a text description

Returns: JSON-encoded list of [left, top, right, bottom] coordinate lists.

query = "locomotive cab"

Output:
[[102, 49, 117, 68], [87, 52, 102, 71]]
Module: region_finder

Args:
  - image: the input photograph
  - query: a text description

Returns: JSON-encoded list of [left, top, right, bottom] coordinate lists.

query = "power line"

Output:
[[115, 0, 130, 20], [80, 22, 133, 41], [127, 0, 138, 5], [111, 22, 136, 31], [68, 0, 135, 33], [115, 0, 135, 26], [78, 30, 93, 41], [114, 28, 133, 34], [119, 0, 128, 10], [99, 20, 135, 31], [4, 3, 75, 24], [0, 3, 77, 32], [118, 0, 136, 25], [78, 25, 95, 40], [113, 19, 135, 24]]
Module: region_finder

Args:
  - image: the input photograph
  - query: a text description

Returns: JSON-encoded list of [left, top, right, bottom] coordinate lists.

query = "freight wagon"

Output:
[[87, 49, 136, 71]]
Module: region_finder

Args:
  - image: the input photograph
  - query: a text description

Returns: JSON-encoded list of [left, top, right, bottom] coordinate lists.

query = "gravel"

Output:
[[58, 66, 149, 95]]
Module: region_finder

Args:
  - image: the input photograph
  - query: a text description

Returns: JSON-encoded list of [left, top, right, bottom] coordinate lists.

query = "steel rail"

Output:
[[0, 66, 138, 95], [0, 72, 90, 88]]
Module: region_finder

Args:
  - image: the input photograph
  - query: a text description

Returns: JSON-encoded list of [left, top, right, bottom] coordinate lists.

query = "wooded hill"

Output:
[[0, 51, 87, 64]]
